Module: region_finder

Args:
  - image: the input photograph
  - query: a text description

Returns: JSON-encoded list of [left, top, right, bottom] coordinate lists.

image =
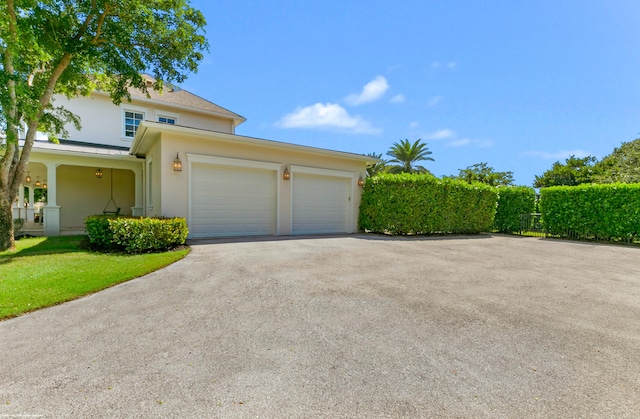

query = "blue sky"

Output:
[[182, 0, 640, 186]]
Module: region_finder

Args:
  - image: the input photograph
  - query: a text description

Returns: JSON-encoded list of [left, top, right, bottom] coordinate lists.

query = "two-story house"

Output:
[[15, 76, 374, 238]]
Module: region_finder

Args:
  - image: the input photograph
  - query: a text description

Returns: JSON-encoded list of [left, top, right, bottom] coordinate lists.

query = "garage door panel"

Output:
[[190, 163, 277, 238], [292, 173, 351, 235]]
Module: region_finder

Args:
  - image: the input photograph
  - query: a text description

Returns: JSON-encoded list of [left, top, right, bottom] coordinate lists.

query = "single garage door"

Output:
[[190, 163, 277, 237], [292, 173, 351, 235]]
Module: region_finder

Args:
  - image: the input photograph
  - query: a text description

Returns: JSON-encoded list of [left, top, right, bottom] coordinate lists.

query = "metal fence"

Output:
[[518, 213, 545, 237], [516, 213, 640, 245]]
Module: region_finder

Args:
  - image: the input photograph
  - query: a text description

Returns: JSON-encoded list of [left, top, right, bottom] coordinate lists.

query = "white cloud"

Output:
[[390, 94, 405, 103], [277, 102, 381, 134], [344, 76, 389, 106], [427, 96, 441, 107], [524, 149, 591, 160], [431, 61, 457, 70], [425, 129, 456, 140], [446, 138, 494, 148], [423, 128, 494, 148], [409, 121, 420, 128], [448, 138, 471, 147]]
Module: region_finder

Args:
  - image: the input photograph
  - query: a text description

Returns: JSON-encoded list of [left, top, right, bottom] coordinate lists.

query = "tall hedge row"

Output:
[[540, 183, 640, 241], [493, 186, 536, 233], [359, 173, 497, 235]]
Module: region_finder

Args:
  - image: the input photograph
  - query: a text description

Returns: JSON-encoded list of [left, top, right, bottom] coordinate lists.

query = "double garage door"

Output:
[[190, 162, 352, 238]]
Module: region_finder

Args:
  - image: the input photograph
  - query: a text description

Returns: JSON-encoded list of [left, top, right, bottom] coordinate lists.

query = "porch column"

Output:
[[27, 186, 35, 222], [17, 185, 25, 220], [43, 162, 60, 236], [131, 167, 144, 216]]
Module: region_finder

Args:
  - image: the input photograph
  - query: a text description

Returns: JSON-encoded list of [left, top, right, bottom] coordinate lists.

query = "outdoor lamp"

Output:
[[173, 152, 183, 172], [43, 180, 47, 189], [25, 171, 31, 183], [95, 168, 103, 178], [35, 177, 41, 187], [283, 167, 291, 180], [357, 176, 365, 187]]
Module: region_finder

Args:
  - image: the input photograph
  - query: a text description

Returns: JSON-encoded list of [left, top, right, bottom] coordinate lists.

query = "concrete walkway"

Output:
[[1, 235, 639, 418]]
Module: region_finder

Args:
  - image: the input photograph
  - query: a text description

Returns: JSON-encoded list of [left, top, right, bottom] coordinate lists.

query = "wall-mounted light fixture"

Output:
[[357, 176, 365, 187], [35, 177, 41, 188], [283, 167, 291, 180], [95, 168, 103, 178], [173, 152, 183, 172], [25, 171, 31, 184]]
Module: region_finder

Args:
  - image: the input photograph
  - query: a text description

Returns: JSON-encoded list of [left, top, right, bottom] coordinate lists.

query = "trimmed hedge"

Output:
[[493, 186, 536, 233], [359, 173, 497, 235], [85, 215, 188, 253], [540, 183, 640, 241]]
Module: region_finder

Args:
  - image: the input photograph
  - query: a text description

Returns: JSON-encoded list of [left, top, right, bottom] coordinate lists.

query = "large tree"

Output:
[[533, 155, 597, 188], [592, 138, 640, 183], [453, 162, 515, 186], [0, 0, 207, 250], [386, 139, 434, 174]]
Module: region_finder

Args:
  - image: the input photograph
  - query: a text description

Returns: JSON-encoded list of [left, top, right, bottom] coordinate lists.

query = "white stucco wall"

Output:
[[155, 131, 368, 235], [54, 93, 237, 148]]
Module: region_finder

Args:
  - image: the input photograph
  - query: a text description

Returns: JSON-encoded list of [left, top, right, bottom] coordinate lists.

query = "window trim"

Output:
[[156, 110, 179, 125], [120, 104, 149, 141]]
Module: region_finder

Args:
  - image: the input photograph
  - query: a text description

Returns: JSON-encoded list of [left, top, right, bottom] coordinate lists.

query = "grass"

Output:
[[0, 235, 189, 320]]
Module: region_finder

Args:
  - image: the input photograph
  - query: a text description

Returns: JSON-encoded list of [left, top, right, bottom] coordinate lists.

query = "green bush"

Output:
[[85, 215, 188, 252], [540, 183, 640, 241], [359, 173, 498, 235], [493, 186, 536, 233], [85, 214, 118, 249]]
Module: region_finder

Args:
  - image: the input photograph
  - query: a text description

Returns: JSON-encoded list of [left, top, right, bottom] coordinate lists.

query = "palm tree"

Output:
[[364, 152, 387, 177], [386, 139, 434, 174]]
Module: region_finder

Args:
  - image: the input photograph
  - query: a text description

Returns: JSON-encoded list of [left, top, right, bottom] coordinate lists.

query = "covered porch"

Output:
[[12, 140, 144, 236]]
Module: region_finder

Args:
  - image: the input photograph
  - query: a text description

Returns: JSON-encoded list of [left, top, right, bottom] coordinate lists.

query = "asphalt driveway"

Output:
[[1, 235, 639, 418]]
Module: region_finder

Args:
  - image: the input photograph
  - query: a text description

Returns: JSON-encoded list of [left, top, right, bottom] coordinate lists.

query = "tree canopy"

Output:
[[452, 162, 515, 186], [386, 139, 434, 174], [533, 155, 597, 188], [0, 0, 208, 250], [592, 139, 640, 184]]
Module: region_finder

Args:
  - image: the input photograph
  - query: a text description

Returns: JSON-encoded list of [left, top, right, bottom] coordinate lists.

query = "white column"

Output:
[[43, 162, 60, 236], [131, 167, 144, 216], [27, 186, 35, 222], [17, 185, 25, 220]]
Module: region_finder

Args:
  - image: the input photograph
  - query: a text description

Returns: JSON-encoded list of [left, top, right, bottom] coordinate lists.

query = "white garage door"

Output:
[[190, 163, 277, 238], [292, 173, 351, 235]]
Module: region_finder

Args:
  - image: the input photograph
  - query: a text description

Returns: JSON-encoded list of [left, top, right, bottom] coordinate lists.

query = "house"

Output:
[[14, 76, 375, 238]]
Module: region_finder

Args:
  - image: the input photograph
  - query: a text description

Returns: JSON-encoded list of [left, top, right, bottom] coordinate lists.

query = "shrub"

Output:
[[85, 215, 188, 253], [493, 186, 536, 233], [85, 214, 118, 249], [540, 183, 640, 241], [359, 173, 497, 235]]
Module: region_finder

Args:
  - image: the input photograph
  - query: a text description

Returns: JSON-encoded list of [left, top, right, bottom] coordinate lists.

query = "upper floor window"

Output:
[[124, 110, 145, 138], [158, 115, 177, 125]]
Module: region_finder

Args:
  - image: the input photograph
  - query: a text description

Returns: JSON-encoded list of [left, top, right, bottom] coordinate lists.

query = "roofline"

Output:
[[25, 139, 140, 160], [130, 121, 381, 164], [92, 91, 247, 127]]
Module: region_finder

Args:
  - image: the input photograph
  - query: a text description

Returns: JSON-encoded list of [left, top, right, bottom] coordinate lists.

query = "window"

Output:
[[158, 115, 177, 125], [124, 110, 144, 138]]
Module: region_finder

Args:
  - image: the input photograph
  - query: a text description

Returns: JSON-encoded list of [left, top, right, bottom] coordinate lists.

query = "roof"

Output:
[[26, 138, 133, 157], [124, 75, 246, 127], [131, 121, 381, 165]]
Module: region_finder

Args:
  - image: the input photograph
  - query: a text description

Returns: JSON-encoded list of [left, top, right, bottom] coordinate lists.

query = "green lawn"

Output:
[[0, 235, 189, 320]]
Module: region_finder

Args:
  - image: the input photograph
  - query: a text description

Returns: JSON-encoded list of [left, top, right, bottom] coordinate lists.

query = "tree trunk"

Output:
[[0, 198, 15, 251]]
